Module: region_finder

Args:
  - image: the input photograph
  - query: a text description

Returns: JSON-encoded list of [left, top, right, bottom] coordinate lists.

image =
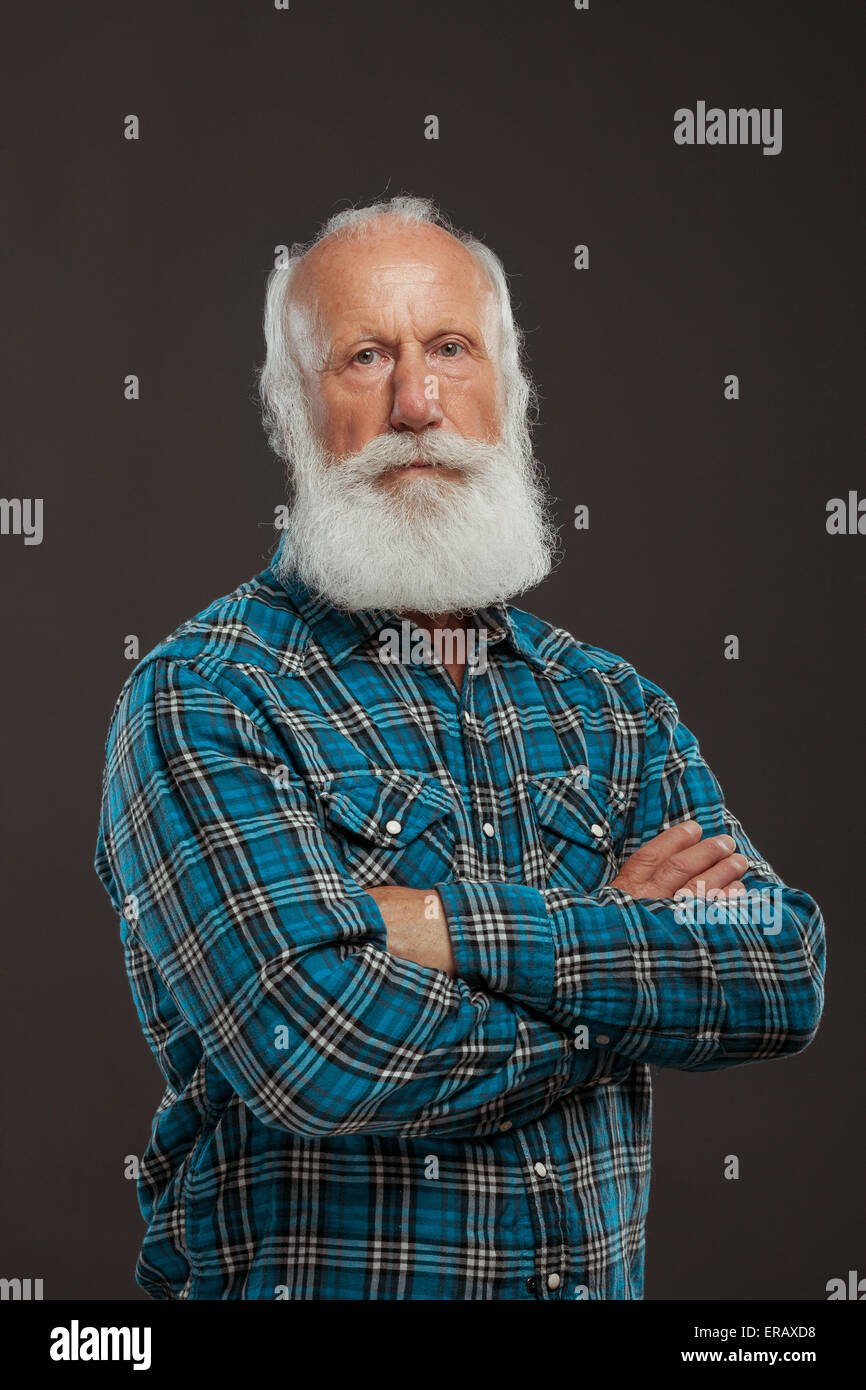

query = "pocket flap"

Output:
[[316, 771, 454, 847], [525, 766, 626, 850]]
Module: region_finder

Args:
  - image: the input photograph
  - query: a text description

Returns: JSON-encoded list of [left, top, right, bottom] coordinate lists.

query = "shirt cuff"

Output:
[[434, 881, 556, 1012]]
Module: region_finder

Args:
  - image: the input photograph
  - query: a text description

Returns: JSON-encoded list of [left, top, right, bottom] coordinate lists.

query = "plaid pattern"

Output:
[[94, 556, 825, 1300]]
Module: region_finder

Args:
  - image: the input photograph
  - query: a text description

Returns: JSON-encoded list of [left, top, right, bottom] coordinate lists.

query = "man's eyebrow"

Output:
[[330, 324, 485, 354]]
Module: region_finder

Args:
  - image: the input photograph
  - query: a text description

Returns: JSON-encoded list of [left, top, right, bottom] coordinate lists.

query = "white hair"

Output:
[[257, 194, 539, 475]]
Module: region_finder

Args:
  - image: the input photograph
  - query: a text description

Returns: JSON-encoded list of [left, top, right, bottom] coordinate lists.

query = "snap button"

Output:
[[547, 1273, 561, 1291], [589, 823, 604, 838], [482, 822, 495, 837], [533, 1161, 547, 1178], [499, 1120, 512, 1132], [385, 819, 402, 835], [596, 1034, 610, 1045]]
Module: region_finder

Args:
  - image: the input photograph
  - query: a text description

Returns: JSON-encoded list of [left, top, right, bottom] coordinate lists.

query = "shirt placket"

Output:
[[513, 1125, 571, 1299], [460, 652, 572, 1301]]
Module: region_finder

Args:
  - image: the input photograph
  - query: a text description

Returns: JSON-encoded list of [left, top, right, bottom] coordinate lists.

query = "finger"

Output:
[[683, 853, 749, 897], [622, 821, 703, 882], [650, 833, 739, 896]]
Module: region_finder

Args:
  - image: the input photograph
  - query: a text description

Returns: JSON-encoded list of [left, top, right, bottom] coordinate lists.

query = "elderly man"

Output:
[[94, 195, 825, 1301]]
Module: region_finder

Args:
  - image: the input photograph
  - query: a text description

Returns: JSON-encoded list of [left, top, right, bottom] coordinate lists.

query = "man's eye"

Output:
[[354, 348, 381, 365], [436, 341, 464, 358]]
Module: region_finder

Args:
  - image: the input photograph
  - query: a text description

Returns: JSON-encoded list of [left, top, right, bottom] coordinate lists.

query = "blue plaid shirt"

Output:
[[94, 557, 825, 1300]]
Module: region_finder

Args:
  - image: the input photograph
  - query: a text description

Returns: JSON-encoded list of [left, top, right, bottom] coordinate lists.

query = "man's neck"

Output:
[[399, 611, 471, 694]]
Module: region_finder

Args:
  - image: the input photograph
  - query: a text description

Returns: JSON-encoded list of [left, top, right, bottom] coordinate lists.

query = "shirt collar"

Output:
[[268, 554, 553, 677]]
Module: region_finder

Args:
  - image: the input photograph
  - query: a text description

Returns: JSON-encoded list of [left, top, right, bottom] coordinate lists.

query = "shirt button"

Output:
[[499, 1120, 512, 1131], [533, 1161, 547, 1178], [589, 823, 604, 838], [385, 819, 402, 835], [596, 1034, 611, 1045], [547, 1273, 561, 1291], [482, 822, 495, 837], [597, 1075, 611, 1084]]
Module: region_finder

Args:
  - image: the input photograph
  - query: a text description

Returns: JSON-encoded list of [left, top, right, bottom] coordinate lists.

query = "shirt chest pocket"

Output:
[[522, 767, 628, 893], [314, 770, 457, 888]]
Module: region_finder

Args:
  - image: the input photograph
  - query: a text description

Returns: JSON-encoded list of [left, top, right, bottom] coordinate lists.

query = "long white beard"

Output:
[[274, 425, 559, 614]]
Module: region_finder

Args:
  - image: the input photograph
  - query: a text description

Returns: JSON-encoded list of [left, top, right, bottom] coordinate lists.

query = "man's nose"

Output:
[[389, 355, 444, 431]]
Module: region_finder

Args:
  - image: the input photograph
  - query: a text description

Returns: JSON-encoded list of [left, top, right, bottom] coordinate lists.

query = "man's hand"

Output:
[[609, 821, 748, 900], [367, 885, 457, 977]]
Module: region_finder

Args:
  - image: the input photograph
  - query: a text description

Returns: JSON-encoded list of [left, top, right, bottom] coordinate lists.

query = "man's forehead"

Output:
[[356, 259, 440, 286], [296, 229, 489, 318], [325, 262, 480, 317]]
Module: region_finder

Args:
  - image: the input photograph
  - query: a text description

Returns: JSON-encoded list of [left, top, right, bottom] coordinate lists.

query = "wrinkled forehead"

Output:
[[288, 222, 499, 359]]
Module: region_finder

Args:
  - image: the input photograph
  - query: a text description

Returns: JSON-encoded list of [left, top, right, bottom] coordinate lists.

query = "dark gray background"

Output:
[[1, 0, 862, 1300]]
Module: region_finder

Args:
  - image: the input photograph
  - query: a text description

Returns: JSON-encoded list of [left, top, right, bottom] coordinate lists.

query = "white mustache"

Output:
[[334, 429, 501, 482]]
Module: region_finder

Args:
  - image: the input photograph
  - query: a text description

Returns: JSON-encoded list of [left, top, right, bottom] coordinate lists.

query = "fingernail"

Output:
[[717, 836, 736, 852]]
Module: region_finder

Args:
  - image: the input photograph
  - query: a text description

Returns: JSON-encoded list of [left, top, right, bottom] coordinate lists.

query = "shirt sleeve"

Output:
[[439, 680, 826, 1072], [94, 657, 615, 1141]]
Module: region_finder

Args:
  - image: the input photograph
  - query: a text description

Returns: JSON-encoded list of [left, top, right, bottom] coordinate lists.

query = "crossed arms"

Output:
[[375, 820, 754, 979], [95, 657, 826, 1141]]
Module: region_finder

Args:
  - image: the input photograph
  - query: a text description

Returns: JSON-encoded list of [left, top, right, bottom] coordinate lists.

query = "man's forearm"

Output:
[[367, 886, 456, 976]]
